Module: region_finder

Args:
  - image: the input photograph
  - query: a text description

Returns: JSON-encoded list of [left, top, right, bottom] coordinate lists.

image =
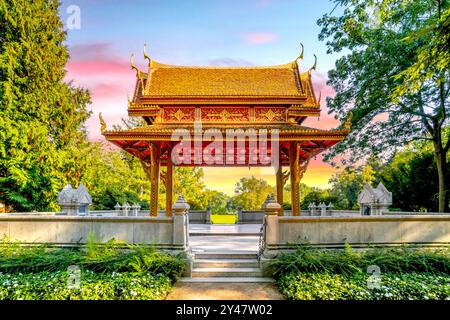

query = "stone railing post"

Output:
[[263, 193, 281, 246], [172, 193, 189, 248], [114, 203, 121, 213], [327, 202, 334, 216], [319, 202, 327, 216], [205, 204, 211, 224], [259, 193, 281, 277], [237, 204, 243, 224], [310, 202, 317, 215], [131, 203, 140, 216], [122, 202, 130, 216], [307, 203, 313, 216]]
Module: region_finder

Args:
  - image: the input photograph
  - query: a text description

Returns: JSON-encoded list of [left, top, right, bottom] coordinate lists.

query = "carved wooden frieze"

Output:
[[255, 107, 286, 122], [163, 107, 196, 122], [201, 107, 249, 122]]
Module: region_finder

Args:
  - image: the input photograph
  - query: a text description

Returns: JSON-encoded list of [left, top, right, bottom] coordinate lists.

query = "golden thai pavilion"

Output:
[[101, 46, 350, 216]]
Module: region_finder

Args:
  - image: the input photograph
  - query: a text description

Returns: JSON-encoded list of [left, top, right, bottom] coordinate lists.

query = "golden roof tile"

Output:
[[143, 60, 305, 97]]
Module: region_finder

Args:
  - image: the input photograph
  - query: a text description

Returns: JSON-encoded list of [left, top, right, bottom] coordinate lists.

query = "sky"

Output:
[[60, 0, 345, 195]]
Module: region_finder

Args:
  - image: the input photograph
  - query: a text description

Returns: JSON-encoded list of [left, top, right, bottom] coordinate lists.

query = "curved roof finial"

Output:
[[316, 91, 322, 105], [143, 43, 151, 62], [296, 43, 304, 60], [130, 53, 138, 72], [127, 93, 131, 106], [99, 112, 107, 133], [310, 54, 317, 71]]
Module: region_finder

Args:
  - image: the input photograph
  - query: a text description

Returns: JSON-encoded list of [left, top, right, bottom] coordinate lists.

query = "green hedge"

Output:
[[0, 237, 187, 300], [272, 245, 450, 300], [270, 244, 450, 276], [0, 271, 172, 300], [278, 272, 450, 300], [0, 237, 186, 280]]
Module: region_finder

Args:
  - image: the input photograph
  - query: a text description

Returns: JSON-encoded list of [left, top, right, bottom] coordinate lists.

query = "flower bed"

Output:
[[0, 271, 172, 300], [278, 272, 450, 300], [0, 236, 186, 300], [272, 245, 450, 300]]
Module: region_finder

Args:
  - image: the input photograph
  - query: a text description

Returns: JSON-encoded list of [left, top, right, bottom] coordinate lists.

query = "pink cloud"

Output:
[[65, 42, 140, 140], [241, 32, 278, 44], [302, 71, 341, 130]]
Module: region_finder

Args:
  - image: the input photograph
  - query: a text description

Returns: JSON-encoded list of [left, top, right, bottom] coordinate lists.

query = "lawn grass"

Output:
[[210, 214, 237, 224]]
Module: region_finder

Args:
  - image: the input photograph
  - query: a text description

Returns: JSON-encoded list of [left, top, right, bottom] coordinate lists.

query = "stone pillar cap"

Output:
[[265, 193, 281, 214], [173, 193, 190, 211]]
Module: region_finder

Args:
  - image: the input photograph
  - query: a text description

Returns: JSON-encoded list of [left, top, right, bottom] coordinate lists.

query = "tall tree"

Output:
[[233, 176, 275, 210], [0, 0, 91, 211], [379, 144, 445, 211], [328, 165, 376, 210], [319, 0, 450, 211]]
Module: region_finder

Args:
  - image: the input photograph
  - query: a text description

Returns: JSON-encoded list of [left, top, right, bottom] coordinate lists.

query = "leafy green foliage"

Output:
[[278, 272, 450, 300], [80, 143, 149, 210], [271, 245, 450, 277], [0, 0, 92, 211], [318, 0, 450, 211], [378, 143, 450, 211], [274, 245, 450, 300], [233, 176, 275, 210], [0, 271, 172, 300], [0, 237, 187, 281]]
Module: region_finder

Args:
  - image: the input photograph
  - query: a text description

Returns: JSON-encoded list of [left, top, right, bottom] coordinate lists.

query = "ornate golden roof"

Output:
[[142, 60, 305, 97], [103, 123, 348, 141]]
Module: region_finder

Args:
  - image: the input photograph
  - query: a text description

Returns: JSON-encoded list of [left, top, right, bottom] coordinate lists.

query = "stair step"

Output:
[[189, 232, 261, 236], [194, 251, 258, 260], [194, 259, 259, 268], [191, 267, 262, 278], [178, 277, 274, 283]]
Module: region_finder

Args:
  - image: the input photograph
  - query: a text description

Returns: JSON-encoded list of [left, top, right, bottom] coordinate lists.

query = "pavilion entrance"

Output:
[[100, 48, 349, 280]]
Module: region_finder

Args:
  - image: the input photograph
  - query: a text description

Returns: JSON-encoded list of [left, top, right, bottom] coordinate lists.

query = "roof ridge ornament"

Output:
[[316, 91, 321, 106], [143, 43, 151, 63], [130, 53, 144, 77], [308, 54, 317, 75], [99, 112, 107, 133], [296, 43, 305, 61]]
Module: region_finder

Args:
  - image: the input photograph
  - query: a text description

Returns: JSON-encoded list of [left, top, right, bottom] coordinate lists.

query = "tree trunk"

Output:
[[432, 138, 449, 212]]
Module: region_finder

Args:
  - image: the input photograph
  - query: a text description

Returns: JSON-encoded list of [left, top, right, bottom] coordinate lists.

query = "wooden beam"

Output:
[[289, 142, 301, 216], [276, 165, 284, 216], [149, 143, 160, 216], [165, 156, 173, 216]]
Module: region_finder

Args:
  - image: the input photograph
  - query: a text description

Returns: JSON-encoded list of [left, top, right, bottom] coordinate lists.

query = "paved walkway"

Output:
[[166, 282, 285, 300], [189, 224, 261, 252], [190, 224, 261, 234], [166, 224, 285, 300]]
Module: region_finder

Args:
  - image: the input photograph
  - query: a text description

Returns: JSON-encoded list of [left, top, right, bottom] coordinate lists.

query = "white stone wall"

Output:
[[0, 215, 177, 247], [266, 215, 450, 248]]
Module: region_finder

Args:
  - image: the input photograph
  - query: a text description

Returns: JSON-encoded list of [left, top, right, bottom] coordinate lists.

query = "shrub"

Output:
[[270, 244, 450, 277], [0, 271, 172, 300], [272, 245, 450, 300], [277, 272, 450, 300], [0, 237, 187, 281]]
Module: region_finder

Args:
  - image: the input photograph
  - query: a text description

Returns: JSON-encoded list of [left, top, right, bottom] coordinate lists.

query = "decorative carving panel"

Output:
[[201, 107, 249, 122], [163, 107, 196, 122], [255, 107, 286, 122]]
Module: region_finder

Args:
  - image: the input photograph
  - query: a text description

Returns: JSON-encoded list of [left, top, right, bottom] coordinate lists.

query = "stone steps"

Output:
[[192, 267, 263, 278], [188, 251, 265, 281], [189, 232, 261, 236], [178, 277, 274, 283], [194, 251, 258, 260], [194, 259, 259, 268]]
